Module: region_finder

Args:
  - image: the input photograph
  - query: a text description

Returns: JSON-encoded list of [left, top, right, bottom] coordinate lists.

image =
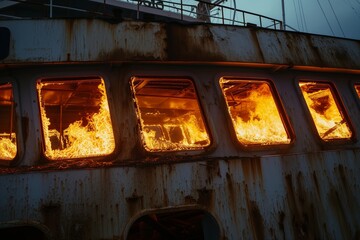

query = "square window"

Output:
[[37, 77, 115, 160], [299, 81, 352, 141], [355, 84, 360, 98], [0, 83, 17, 160], [131, 77, 210, 151], [220, 78, 292, 146]]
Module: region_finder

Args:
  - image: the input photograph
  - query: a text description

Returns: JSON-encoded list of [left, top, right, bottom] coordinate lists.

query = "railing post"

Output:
[[222, 6, 224, 24], [49, 0, 53, 18], [137, 0, 140, 20], [281, 0, 286, 30], [181, 0, 183, 20]]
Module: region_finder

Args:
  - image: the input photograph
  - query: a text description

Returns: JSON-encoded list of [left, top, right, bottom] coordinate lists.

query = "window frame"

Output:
[[36, 76, 116, 161], [130, 76, 212, 153], [0, 80, 21, 165], [219, 77, 295, 149], [354, 83, 360, 100], [298, 79, 356, 144]]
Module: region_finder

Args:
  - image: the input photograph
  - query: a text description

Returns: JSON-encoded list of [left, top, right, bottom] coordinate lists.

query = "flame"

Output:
[[221, 80, 290, 145], [299, 82, 352, 140], [39, 80, 115, 160], [141, 113, 210, 151], [355, 85, 360, 98], [0, 134, 16, 160], [0, 83, 17, 160], [132, 78, 210, 151]]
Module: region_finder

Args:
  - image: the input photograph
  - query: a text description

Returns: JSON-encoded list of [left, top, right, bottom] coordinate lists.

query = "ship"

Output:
[[0, 0, 360, 239]]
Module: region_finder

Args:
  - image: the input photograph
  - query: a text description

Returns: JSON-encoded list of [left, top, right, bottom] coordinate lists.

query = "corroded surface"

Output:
[[1, 150, 360, 239], [1, 19, 360, 71], [0, 19, 360, 239]]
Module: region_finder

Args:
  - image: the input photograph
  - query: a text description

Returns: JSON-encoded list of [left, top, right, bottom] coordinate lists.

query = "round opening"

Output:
[[126, 209, 220, 240]]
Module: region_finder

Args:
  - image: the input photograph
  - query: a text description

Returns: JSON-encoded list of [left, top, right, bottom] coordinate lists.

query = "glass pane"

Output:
[[131, 77, 210, 151], [220, 78, 291, 146], [37, 77, 115, 160], [299, 81, 352, 141], [355, 84, 360, 98], [0, 83, 17, 160]]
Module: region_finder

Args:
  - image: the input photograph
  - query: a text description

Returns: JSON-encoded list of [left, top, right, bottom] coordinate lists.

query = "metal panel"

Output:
[[0, 19, 360, 71], [0, 150, 359, 239]]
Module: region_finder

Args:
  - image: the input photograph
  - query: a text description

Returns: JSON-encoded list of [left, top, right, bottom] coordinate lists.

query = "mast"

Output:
[[281, 0, 286, 30]]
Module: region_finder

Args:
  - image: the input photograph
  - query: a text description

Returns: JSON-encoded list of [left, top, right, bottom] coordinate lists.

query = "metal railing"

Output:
[[128, 0, 283, 29], [0, 0, 283, 30]]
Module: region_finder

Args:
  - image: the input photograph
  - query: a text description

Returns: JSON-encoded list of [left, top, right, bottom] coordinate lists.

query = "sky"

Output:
[[229, 0, 360, 40]]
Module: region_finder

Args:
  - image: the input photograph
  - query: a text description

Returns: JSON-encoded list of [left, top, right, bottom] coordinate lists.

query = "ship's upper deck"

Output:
[[0, 18, 360, 73]]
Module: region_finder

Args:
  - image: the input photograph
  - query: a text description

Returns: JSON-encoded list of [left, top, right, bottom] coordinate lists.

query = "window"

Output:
[[355, 84, 360, 98], [131, 77, 210, 151], [299, 81, 352, 141], [0, 83, 17, 160], [219, 78, 292, 146], [37, 77, 115, 160]]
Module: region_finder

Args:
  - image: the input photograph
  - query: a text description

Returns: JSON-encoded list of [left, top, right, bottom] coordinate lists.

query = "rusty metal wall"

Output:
[[0, 19, 360, 71], [1, 151, 360, 239], [0, 62, 360, 239], [0, 20, 360, 239]]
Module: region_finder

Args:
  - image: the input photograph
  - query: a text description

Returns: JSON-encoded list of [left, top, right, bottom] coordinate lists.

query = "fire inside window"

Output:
[[131, 77, 210, 151], [37, 77, 115, 160], [355, 84, 360, 98], [0, 83, 17, 160], [299, 81, 352, 141], [219, 78, 291, 146]]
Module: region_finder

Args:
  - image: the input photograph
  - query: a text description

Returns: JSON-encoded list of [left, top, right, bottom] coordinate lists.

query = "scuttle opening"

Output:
[[126, 209, 220, 240], [0, 226, 47, 240]]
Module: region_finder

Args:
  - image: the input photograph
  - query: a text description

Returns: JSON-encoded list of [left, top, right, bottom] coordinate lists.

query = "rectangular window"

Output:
[[355, 84, 360, 98], [131, 77, 210, 152], [37, 77, 115, 160], [299, 81, 352, 141], [219, 78, 292, 146], [0, 83, 17, 160]]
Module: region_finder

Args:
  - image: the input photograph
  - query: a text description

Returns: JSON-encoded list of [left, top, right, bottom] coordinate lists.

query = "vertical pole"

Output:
[[181, 0, 183, 20], [59, 104, 64, 149], [222, 7, 224, 24], [281, 0, 286, 30], [232, 0, 236, 25], [50, 0, 53, 18], [137, 0, 140, 20], [9, 97, 14, 140]]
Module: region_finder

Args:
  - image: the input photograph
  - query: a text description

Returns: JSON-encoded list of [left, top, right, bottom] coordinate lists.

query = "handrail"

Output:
[[129, 0, 283, 29], [0, 0, 283, 30]]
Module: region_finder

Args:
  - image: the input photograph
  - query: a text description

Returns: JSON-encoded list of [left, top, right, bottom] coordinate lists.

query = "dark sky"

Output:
[[230, 0, 360, 40]]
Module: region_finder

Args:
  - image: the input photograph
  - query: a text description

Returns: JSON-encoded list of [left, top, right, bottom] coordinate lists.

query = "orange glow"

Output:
[[131, 78, 210, 151], [299, 82, 352, 140], [355, 84, 360, 98], [0, 135, 16, 160], [38, 78, 115, 160], [0, 83, 17, 160], [220, 78, 291, 146]]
